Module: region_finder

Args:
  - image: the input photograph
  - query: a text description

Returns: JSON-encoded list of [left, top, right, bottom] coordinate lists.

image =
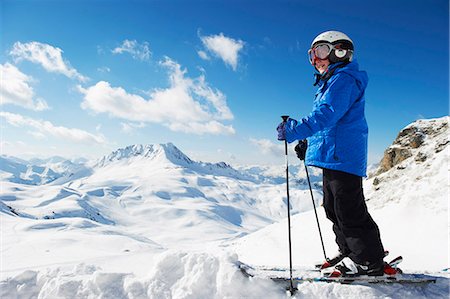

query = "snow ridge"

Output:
[[94, 143, 250, 181], [0, 156, 60, 185], [95, 143, 194, 168], [367, 116, 448, 209], [377, 116, 448, 175]]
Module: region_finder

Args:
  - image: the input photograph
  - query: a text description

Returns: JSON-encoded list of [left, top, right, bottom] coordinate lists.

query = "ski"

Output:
[[239, 263, 320, 274], [238, 252, 397, 277], [238, 256, 437, 285], [271, 274, 437, 285]]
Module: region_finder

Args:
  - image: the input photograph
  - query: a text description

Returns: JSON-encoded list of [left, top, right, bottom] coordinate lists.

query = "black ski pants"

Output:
[[322, 168, 385, 264]]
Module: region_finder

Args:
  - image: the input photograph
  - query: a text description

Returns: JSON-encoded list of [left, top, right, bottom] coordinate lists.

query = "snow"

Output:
[[1, 117, 449, 298]]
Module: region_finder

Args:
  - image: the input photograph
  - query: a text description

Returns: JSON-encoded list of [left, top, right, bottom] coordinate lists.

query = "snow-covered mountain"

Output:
[[1, 143, 322, 248], [1, 117, 449, 299], [0, 155, 89, 185], [366, 116, 448, 208], [0, 155, 61, 185], [93, 143, 251, 181]]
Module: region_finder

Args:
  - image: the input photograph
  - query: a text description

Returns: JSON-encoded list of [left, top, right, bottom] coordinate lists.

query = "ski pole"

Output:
[[281, 115, 297, 295], [303, 161, 328, 262]]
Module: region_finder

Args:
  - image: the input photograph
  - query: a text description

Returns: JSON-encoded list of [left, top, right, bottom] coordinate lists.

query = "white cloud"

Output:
[[10, 41, 88, 82], [197, 50, 210, 60], [28, 130, 47, 140], [120, 122, 146, 133], [0, 63, 49, 111], [112, 39, 151, 61], [97, 66, 111, 73], [0, 112, 106, 145], [200, 33, 244, 71], [34, 98, 50, 111], [250, 138, 283, 156], [78, 57, 234, 135]]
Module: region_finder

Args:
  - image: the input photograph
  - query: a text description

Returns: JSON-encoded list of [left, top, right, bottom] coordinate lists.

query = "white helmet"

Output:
[[311, 31, 353, 48], [310, 30, 354, 63]]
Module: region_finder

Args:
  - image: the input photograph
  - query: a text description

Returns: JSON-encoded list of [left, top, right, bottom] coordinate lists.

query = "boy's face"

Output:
[[314, 58, 330, 74]]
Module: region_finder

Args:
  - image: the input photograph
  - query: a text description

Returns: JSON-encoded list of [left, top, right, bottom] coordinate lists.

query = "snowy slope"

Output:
[[0, 156, 60, 185], [1, 143, 321, 279], [0, 155, 89, 185], [1, 118, 449, 299], [363, 117, 449, 270]]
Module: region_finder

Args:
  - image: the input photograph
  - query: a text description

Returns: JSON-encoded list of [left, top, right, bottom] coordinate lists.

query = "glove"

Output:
[[276, 122, 286, 140], [277, 118, 299, 142], [294, 139, 307, 160]]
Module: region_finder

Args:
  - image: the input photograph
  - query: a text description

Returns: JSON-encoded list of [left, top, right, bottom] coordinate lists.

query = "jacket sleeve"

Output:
[[285, 73, 358, 143]]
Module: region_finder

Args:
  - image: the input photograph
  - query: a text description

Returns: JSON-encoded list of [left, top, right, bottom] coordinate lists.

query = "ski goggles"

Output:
[[308, 43, 335, 64]]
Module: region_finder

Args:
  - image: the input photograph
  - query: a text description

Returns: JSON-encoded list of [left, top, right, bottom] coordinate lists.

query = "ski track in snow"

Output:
[[1, 118, 449, 298]]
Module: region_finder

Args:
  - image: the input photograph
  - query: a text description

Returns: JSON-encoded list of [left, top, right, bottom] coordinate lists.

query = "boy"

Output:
[[277, 31, 385, 277]]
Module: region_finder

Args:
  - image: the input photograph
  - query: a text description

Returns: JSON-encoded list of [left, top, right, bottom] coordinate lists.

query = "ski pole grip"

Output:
[[280, 115, 289, 155]]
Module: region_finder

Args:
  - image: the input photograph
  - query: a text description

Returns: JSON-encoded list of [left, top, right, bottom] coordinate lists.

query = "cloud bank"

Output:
[[10, 41, 88, 82], [0, 112, 106, 145], [78, 57, 234, 135], [250, 138, 283, 156], [0, 63, 49, 111]]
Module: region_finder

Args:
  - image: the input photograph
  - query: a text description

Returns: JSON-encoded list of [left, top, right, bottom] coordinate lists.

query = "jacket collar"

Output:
[[313, 61, 348, 87]]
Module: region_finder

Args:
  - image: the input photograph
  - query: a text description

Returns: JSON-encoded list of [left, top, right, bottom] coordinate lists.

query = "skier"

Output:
[[277, 31, 385, 277]]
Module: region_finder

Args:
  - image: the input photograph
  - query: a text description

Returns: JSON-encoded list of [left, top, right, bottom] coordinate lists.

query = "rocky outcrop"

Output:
[[376, 117, 448, 175]]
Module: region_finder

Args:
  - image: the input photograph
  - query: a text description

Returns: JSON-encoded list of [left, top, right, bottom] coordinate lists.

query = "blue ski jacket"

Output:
[[285, 60, 369, 177]]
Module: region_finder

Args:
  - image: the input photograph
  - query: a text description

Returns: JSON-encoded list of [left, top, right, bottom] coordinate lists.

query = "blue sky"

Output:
[[1, 0, 448, 166]]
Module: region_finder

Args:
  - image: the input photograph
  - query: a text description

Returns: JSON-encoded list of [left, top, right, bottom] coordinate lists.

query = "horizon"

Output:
[[1, 0, 448, 166], [2, 112, 446, 169]]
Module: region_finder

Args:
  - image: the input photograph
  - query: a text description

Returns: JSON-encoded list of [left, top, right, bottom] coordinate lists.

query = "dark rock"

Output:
[[415, 152, 427, 162], [373, 177, 381, 186], [435, 139, 448, 153]]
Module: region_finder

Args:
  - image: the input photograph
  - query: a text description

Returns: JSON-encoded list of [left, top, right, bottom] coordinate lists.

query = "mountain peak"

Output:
[[95, 143, 193, 168], [92, 143, 250, 181]]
